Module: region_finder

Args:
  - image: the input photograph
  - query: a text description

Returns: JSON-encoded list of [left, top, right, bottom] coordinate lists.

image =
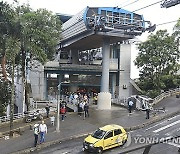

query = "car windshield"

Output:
[[92, 129, 106, 139]]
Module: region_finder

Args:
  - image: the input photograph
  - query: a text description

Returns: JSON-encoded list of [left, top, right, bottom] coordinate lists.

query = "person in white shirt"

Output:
[[39, 120, 47, 144], [128, 100, 134, 114]]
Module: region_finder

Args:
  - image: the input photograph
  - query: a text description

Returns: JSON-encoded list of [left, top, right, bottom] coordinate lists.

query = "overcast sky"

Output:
[[4, 0, 180, 78]]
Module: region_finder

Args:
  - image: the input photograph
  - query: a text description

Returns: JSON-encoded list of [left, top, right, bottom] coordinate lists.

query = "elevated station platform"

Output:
[[60, 7, 154, 51]]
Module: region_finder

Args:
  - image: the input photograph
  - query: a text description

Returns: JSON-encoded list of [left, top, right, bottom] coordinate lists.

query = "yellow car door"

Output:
[[114, 129, 123, 145], [103, 130, 115, 150]]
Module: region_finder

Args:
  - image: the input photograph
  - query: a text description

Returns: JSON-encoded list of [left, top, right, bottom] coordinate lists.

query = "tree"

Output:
[[0, 80, 11, 116], [0, 1, 21, 135], [134, 30, 179, 98], [0, 1, 62, 135], [15, 4, 62, 111], [173, 18, 180, 44]]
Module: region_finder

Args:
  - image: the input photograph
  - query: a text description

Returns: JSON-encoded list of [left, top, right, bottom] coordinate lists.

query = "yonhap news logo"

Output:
[[133, 136, 180, 144]]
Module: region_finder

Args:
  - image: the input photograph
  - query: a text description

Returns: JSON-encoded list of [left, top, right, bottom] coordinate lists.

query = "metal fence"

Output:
[[112, 88, 180, 107], [152, 88, 180, 105], [0, 108, 47, 124]]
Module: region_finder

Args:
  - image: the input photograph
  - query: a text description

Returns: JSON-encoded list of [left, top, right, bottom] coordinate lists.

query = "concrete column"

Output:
[[71, 49, 79, 64], [101, 38, 110, 92], [112, 74, 116, 98], [44, 72, 48, 100], [118, 42, 131, 101], [98, 37, 111, 110]]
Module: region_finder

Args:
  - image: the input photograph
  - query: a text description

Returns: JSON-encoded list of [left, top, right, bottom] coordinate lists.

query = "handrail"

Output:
[[112, 88, 180, 107], [0, 108, 47, 124], [152, 88, 180, 105]]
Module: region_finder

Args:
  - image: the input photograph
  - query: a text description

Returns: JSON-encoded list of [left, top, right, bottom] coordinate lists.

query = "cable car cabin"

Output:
[[61, 7, 153, 42], [128, 95, 154, 111]]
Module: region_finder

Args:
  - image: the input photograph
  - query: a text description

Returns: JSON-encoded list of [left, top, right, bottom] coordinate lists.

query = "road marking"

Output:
[[167, 115, 180, 121], [165, 127, 180, 136], [153, 120, 180, 133], [167, 142, 180, 148], [145, 121, 166, 131], [146, 115, 180, 131]]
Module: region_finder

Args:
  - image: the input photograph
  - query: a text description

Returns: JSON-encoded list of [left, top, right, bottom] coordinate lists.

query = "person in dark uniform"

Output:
[[45, 103, 50, 118], [145, 104, 150, 119], [33, 124, 39, 147]]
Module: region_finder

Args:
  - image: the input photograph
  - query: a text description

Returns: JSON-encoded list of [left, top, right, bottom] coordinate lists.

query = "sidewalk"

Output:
[[0, 95, 179, 154]]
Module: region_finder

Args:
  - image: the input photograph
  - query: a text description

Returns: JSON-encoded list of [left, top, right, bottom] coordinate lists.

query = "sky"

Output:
[[4, 0, 180, 78]]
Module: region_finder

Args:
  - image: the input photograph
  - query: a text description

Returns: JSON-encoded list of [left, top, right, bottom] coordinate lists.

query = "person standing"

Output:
[[84, 102, 89, 119], [79, 101, 84, 117], [33, 124, 39, 147], [93, 94, 98, 105], [39, 120, 47, 144], [128, 100, 134, 114], [145, 104, 150, 119], [45, 103, 50, 118], [60, 105, 66, 121]]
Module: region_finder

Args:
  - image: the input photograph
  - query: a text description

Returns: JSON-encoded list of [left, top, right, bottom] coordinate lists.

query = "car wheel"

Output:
[[96, 147, 103, 154], [122, 139, 127, 145], [26, 118, 31, 123]]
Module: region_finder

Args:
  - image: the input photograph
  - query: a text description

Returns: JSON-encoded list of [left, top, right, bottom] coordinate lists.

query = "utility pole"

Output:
[[56, 83, 61, 132]]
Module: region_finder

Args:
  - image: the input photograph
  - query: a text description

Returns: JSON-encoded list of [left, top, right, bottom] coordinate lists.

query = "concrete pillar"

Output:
[[118, 41, 131, 101], [98, 37, 111, 110], [101, 38, 110, 92], [71, 49, 79, 64], [44, 72, 48, 100], [112, 74, 116, 98]]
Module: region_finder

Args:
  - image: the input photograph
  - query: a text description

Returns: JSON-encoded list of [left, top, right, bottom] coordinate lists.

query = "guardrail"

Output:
[[0, 108, 48, 124], [112, 88, 180, 107], [152, 88, 180, 105]]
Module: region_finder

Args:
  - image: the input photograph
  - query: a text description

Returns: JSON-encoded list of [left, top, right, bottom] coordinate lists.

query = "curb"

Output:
[[0, 118, 50, 138], [11, 132, 91, 154], [11, 110, 180, 154], [125, 110, 180, 131]]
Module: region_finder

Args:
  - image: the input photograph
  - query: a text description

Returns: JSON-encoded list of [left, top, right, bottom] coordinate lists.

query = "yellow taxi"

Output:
[[83, 124, 127, 153]]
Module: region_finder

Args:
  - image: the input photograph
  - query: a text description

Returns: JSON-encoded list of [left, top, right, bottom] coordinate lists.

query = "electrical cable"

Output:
[[156, 20, 178, 26], [118, 0, 131, 7], [132, 0, 163, 12], [120, 0, 139, 8]]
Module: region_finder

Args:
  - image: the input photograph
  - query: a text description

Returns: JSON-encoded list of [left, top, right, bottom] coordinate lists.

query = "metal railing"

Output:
[[0, 108, 47, 124], [152, 88, 180, 105], [112, 88, 180, 107]]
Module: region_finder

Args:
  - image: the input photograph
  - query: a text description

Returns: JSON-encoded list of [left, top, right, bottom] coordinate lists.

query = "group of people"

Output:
[[77, 101, 89, 119], [33, 120, 48, 147], [128, 99, 150, 119]]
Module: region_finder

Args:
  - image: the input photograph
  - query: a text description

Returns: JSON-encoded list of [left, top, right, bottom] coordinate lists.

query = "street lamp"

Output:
[[56, 83, 61, 132], [56, 74, 70, 132]]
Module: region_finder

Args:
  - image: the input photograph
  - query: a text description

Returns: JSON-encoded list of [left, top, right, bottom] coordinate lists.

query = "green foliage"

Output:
[[16, 5, 62, 64], [0, 1, 62, 115], [135, 29, 180, 98], [0, 80, 11, 116]]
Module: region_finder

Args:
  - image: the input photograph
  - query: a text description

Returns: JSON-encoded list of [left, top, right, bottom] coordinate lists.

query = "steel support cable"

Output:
[[132, 0, 163, 12]]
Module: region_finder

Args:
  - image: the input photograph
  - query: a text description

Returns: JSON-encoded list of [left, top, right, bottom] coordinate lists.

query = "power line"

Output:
[[118, 0, 132, 7], [132, 0, 163, 12], [120, 0, 139, 8], [157, 20, 178, 26]]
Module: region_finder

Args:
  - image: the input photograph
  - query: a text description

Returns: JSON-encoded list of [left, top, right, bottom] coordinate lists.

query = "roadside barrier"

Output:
[[112, 88, 180, 107]]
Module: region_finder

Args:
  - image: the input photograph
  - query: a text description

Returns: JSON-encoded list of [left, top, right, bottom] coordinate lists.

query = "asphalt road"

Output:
[[32, 114, 180, 154]]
